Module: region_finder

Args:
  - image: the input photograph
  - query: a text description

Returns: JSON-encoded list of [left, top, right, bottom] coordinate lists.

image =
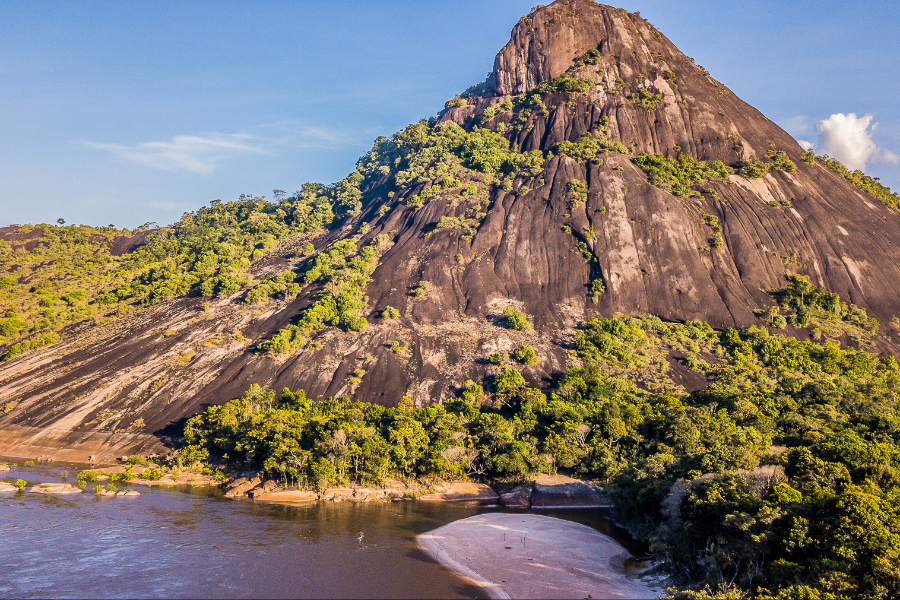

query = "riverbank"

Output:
[[418, 513, 663, 600]]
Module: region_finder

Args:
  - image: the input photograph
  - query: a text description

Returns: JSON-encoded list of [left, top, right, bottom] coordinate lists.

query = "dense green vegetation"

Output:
[[183, 303, 900, 599], [633, 152, 733, 197], [0, 187, 351, 360], [0, 224, 131, 359]]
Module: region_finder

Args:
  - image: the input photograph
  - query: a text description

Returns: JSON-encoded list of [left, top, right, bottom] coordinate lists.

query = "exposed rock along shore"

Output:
[[220, 472, 612, 508]]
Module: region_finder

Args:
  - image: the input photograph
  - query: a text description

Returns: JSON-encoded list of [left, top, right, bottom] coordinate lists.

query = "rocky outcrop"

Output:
[[419, 482, 499, 502], [499, 484, 533, 507], [27, 483, 83, 495], [0, 482, 17, 492], [250, 490, 317, 503], [224, 476, 261, 497], [531, 475, 612, 508]]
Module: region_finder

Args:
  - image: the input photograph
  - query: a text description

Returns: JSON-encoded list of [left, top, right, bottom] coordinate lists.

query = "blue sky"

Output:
[[1, 0, 898, 228]]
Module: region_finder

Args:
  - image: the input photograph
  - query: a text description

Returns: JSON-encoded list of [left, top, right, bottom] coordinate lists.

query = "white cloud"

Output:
[[814, 113, 892, 171], [82, 133, 267, 175], [798, 140, 814, 151], [874, 148, 900, 165]]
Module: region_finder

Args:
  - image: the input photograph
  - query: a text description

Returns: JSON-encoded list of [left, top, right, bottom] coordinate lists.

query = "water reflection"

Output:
[[1, 461, 641, 599]]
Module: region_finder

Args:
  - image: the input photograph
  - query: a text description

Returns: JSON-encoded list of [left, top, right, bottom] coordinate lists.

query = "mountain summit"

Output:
[[2, 0, 900, 460]]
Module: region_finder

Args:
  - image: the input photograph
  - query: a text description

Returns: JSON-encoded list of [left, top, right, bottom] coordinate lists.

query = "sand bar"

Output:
[[418, 513, 661, 599]]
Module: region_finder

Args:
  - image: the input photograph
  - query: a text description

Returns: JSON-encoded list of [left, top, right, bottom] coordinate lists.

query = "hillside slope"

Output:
[[2, 0, 900, 461]]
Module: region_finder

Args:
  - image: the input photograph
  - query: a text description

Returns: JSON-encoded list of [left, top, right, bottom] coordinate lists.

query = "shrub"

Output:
[[516, 150, 546, 178], [628, 88, 662, 110], [512, 344, 538, 366], [767, 149, 796, 173], [344, 316, 367, 332], [444, 96, 468, 109], [488, 352, 506, 366], [381, 306, 399, 320], [14, 479, 26, 490], [500, 307, 530, 331], [590, 278, 605, 303], [493, 368, 526, 392], [459, 128, 516, 174], [410, 281, 431, 298], [738, 156, 771, 178], [567, 180, 589, 209]]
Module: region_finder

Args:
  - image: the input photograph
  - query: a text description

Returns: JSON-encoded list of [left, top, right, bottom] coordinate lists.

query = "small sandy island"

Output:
[[418, 513, 662, 599]]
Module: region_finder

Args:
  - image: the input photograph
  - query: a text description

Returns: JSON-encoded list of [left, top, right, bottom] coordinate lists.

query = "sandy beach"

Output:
[[418, 513, 662, 599]]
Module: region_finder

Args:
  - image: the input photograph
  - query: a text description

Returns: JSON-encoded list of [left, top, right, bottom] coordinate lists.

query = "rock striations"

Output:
[[3, 0, 900, 460]]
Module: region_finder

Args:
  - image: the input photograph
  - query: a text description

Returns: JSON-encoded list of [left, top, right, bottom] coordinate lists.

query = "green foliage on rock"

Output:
[[257, 235, 391, 355], [499, 306, 530, 331], [628, 88, 663, 110], [813, 151, 900, 211], [758, 275, 879, 346], [512, 344, 539, 366], [633, 153, 733, 197], [767, 149, 797, 173], [738, 156, 772, 178]]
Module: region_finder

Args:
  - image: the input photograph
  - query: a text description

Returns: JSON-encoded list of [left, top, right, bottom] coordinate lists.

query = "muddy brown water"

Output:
[[0, 461, 644, 598]]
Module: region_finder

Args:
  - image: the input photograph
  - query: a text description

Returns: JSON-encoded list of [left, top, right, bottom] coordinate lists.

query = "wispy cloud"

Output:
[[780, 115, 811, 136], [82, 133, 267, 175], [813, 113, 899, 171], [259, 120, 378, 150]]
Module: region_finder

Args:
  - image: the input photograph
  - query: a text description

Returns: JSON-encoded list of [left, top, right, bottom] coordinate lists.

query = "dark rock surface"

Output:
[[530, 475, 612, 508], [3, 1, 900, 458]]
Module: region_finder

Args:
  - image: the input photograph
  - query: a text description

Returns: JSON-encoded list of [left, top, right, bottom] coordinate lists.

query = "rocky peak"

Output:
[[488, 1, 662, 97]]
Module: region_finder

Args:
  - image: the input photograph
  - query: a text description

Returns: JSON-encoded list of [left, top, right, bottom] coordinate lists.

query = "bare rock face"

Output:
[[499, 484, 533, 507], [224, 476, 261, 498], [3, 1, 900, 459], [489, 0, 623, 96], [251, 490, 317, 503], [419, 482, 499, 502], [531, 475, 611, 508]]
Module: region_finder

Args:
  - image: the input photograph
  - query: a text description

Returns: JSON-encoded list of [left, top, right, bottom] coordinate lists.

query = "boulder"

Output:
[[531, 475, 611, 508], [124, 490, 140, 496], [0, 482, 17, 492], [419, 482, 498, 502], [28, 483, 83, 495], [499, 485, 532, 507], [252, 490, 317, 503], [0, 464, 10, 471], [261, 479, 277, 493], [224, 475, 261, 497], [321, 487, 355, 501], [225, 476, 249, 489]]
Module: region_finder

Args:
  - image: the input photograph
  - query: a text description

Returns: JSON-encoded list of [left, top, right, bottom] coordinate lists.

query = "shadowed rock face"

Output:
[[3, 0, 900, 461]]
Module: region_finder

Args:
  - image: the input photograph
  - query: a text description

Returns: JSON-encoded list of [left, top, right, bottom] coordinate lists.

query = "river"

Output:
[[0, 460, 642, 599]]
